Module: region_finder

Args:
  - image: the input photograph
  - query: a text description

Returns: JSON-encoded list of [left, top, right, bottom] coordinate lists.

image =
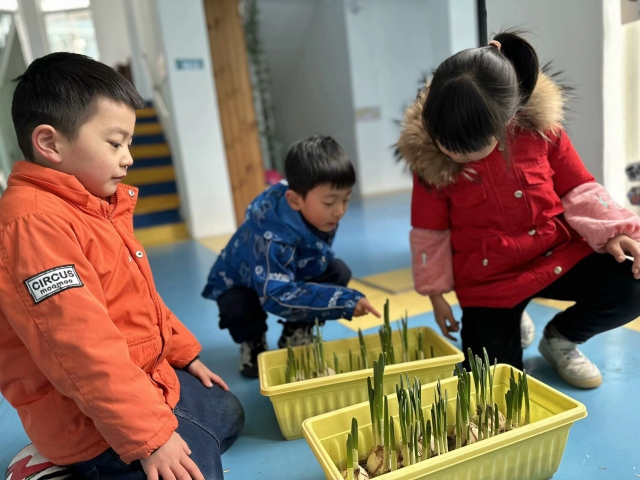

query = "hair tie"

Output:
[[488, 40, 502, 51]]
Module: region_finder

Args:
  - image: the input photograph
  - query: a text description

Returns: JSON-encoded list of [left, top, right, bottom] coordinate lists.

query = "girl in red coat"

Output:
[[397, 32, 640, 389]]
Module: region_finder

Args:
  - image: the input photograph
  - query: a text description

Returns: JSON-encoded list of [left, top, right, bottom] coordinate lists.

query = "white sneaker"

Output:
[[538, 331, 602, 389], [520, 311, 535, 349]]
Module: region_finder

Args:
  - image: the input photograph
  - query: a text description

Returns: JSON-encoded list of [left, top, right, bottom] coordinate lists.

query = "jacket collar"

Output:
[[8, 161, 137, 218]]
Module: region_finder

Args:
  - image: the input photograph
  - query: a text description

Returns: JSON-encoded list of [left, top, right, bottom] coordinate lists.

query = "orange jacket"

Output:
[[0, 161, 201, 465]]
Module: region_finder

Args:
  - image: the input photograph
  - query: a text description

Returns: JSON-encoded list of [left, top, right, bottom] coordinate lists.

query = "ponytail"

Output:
[[492, 31, 539, 106], [422, 30, 539, 156]]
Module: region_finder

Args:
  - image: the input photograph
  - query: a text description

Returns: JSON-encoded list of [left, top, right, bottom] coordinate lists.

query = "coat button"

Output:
[[482, 258, 489, 266], [553, 266, 563, 275], [514, 190, 523, 198], [528, 229, 536, 236], [128, 189, 135, 197], [136, 251, 144, 259]]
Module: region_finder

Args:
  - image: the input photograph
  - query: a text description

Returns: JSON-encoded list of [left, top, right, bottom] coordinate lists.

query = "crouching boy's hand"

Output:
[[353, 298, 381, 318], [141, 431, 204, 480], [187, 359, 229, 391]]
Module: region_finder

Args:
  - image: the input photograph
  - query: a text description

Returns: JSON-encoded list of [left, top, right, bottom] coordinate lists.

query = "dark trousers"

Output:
[[217, 258, 352, 343], [70, 370, 245, 480], [461, 253, 640, 370]]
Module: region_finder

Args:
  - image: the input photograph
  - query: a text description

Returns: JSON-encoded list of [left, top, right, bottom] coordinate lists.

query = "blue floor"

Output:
[[2, 193, 640, 478]]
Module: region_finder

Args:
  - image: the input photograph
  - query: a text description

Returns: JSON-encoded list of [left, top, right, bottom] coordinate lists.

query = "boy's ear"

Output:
[[32, 125, 63, 164], [285, 189, 304, 211]]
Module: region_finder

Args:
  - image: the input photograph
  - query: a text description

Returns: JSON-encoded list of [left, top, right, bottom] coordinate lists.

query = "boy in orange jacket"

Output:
[[0, 53, 244, 480]]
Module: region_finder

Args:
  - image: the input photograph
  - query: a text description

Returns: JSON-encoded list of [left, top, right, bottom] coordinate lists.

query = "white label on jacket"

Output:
[[24, 265, 84, 304]]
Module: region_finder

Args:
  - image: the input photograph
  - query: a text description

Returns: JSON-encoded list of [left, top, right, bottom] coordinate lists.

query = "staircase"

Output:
[[130, 104, 189, 247]]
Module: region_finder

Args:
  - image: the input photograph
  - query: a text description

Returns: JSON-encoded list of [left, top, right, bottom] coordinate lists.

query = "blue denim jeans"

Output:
[[69, 370, 244, 480]]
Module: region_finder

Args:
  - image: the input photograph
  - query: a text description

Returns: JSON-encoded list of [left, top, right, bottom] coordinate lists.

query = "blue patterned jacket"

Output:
[[202, 182, 363, 322]]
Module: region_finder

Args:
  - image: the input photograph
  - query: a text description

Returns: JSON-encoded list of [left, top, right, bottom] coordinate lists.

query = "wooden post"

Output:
[[202, 0, 265, 226]]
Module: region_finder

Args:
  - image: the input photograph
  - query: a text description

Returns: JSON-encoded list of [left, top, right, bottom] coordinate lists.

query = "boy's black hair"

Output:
[[423, 31, 539, 156], [285, 135, 356, 197], [11, 52, 146, 160]]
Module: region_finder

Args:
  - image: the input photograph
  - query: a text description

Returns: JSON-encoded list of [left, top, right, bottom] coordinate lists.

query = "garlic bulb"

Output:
[[366, 446, 384, 476], [466, 422, 480, 445], [342, 467, 370, 479]]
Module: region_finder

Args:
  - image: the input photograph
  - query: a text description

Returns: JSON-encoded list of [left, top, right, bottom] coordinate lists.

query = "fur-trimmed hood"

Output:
[[397, 73, 566, 188]]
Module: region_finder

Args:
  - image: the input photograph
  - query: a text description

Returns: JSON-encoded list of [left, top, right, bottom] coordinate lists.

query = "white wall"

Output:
[[260, 0, 476, 197], [90, 0, 131, 69], [623, 20, 640, 213], [16, 0, 47, 61], [261, 0, 359, 191], [486, 0, 605, 183], [448, 0, 478, 54], [153, 0, 236, 238], [344, 0, 476, 196], [0, 21, 26, 178], [602, 0, 625, 204]]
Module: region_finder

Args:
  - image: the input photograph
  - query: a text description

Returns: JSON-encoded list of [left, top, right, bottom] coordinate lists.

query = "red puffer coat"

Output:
[[398, 74, 640, 308]]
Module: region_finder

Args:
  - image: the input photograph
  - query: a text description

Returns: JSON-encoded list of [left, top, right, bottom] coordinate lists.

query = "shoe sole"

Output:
[[538, 341, 602, 389], [521, 335, 535, 349]]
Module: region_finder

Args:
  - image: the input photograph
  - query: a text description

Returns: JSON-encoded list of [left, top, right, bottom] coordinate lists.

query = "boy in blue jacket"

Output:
[[202, 136, 380, 377]]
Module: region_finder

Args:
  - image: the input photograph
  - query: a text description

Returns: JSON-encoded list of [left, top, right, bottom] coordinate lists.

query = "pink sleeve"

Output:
[[562, 182, 640, 252], [410, 227, 454, 296]]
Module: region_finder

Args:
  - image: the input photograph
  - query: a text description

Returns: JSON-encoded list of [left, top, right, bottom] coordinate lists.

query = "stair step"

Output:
[[135, 222, 190, 247], [137, 181, 177, 197], [137, 107, 157, 118], [129, 156, 173, 170], [134, 194, 180, 215], [134, 122, 163, 136], [134, 209, 181, 229], [125, 166, 175, 186], [132, 134, 166, 146], [130, 143, 170, 159]]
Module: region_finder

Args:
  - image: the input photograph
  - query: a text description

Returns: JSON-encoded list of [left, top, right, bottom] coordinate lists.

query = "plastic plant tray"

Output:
[[259, 326, 464, 440], [303, 364, 587, 480]]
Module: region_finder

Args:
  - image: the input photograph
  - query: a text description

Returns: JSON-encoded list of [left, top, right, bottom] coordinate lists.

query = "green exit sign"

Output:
[[176, 58, 204, 70]]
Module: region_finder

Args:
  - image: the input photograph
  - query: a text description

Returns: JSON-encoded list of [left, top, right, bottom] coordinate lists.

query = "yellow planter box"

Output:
[[302, 364, 587, 480], [258, 327, 463, 440]]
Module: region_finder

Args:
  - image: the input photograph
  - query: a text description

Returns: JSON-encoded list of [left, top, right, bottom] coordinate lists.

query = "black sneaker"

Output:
[[239, 335, 267, 378], [277, 320, 316, 349]]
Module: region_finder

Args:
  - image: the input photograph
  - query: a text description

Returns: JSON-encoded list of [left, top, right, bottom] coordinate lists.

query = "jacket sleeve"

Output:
[[410, 228, 454, 295], [411, 173, 450, 230], [546, 130, 596, 197], [163, 306, 202, 369], [256, 240, 363, 322], [546, 130, 640, 251], [410, 174, 453, 295], [562, 182, 640, 252], [0, 214, 176, 464]]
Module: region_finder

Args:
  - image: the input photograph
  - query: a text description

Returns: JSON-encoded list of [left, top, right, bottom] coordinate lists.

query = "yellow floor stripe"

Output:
[[134, 194, 180, 215], [130, 143, 171, 160], [135, 223, 189, 247], [198, 233, 234, 253], [626, 317, 640, 332], [136, 107, 157, 119], [125, 166, 175, 186], [531, 299, 575, 310], [358, 267, 414, 294], [135, 123, 163, 136]]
